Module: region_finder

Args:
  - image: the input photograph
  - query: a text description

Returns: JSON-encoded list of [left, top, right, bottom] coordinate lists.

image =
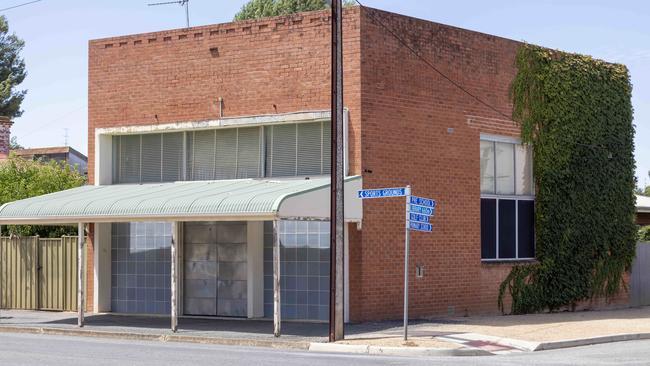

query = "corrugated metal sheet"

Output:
[[0, 177, 360, 224], [0, 236, 85, 311], [0, 237, 38, 309]]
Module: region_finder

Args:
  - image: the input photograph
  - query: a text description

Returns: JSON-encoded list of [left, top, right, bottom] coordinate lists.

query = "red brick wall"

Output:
[[352, 7, 525, 321]]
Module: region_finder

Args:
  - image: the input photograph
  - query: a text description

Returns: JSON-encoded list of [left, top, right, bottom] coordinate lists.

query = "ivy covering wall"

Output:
[[498, 45, 637, 314]]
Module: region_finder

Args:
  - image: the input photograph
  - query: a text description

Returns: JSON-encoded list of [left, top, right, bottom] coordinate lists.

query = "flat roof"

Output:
[[12, 146, 88, 161]]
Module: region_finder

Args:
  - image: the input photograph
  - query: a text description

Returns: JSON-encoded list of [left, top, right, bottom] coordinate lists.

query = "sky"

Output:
[[4, 0, 649, 186]]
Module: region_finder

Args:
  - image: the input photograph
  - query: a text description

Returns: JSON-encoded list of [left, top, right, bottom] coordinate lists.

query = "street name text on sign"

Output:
[[357, 187, 406, 199], [410, 196, 436, 208], [409, 221, 433, 232], [409, 213, 430, 223], [409, 204, 435, 216]]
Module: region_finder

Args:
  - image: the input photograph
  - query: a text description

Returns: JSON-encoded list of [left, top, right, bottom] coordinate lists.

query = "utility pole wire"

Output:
[[0, 0, 42, 12], [353, 0, 614, 153], [353, 0, 511, 120]]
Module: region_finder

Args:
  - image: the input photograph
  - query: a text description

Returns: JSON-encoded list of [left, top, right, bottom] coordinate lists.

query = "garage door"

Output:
[[184, 222, 247, 317]]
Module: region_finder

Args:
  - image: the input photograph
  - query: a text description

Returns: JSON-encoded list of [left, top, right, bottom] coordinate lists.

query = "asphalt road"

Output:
[[2, 333, 650, 366]]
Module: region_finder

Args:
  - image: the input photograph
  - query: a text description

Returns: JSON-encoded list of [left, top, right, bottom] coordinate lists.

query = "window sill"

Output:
[[481, 258, 538, 265]]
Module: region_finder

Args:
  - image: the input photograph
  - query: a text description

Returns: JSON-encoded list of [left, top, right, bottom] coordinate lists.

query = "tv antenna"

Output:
[[148, 0, 190, 28], [64, 128, 69, 146]]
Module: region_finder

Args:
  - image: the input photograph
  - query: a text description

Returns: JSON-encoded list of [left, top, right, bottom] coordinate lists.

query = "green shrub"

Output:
[[639, 226, 650, 242], [0, 154, 86, 237]]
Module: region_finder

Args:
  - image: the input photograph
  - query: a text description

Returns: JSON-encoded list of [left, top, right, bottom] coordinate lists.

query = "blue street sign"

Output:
[[409, 196, 436, 208], [409, 204, 435, 216], [409, 221, 433, 232], [409, 213, 430, 223], [357, 187, 406, 199]]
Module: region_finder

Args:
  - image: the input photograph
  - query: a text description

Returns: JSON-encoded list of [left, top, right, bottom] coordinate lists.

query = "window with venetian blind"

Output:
[[112, 121, 331, 184]]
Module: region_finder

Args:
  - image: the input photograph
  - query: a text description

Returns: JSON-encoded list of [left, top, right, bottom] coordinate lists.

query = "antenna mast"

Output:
[[148, 0, 189, 28]]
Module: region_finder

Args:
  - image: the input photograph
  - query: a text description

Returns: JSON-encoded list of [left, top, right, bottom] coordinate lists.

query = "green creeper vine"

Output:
[[498, 45, 637, 314]]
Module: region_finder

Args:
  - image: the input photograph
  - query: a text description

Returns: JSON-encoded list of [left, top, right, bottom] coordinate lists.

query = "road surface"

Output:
[[1, 332, 650, 365]]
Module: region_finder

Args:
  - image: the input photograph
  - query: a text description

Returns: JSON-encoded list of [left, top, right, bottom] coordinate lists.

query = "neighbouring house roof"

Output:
[[0, 176, 362, 225], [637, 195, 650, 213], [12, 146, 88, 162]]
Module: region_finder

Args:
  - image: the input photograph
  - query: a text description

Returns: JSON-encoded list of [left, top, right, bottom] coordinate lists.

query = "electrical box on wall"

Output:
[[416, 264, 424, 278]]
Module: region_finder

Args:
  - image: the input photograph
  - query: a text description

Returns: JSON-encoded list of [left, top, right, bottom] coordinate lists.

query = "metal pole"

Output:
[[273, 219, 281, 337], [329, 0, 345, 343], [170, 222, 178, 332], [184, 0, 189, 28], [78, 223, 85, 327], [404, 185, 411, 341]]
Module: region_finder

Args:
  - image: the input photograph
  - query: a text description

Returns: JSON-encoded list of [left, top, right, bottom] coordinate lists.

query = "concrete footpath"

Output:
[[2, 307, 650, 357]]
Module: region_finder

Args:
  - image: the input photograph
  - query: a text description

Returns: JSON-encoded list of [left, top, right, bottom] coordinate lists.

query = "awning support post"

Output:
[[171, 221, 178, 333], [77, 222, 85, 327], [273, 219, 281, 337]]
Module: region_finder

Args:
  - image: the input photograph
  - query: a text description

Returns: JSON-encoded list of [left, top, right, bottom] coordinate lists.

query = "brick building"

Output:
[[0, 6, 625, 328], [0, 117, 12, 160]]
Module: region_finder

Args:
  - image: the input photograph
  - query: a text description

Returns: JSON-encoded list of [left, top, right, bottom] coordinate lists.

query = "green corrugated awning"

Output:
[[0, 177, 362, 224]]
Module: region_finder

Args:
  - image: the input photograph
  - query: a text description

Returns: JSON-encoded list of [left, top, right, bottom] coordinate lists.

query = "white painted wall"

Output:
[[94, 133, 113, 185], [278, 178, 363, 221], [93, 223, 112, 313]]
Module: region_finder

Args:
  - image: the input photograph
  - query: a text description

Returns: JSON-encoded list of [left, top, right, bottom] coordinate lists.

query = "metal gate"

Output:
[[0, 236, 84, 311], [183, 222, 247, 317], [631, 242, 650, 307]]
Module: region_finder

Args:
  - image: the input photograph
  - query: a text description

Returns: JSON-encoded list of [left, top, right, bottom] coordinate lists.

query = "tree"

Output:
[[9, 136, 22, 150], [0, 16, 27, 118], [234, 0, 356, 21], [0, 154, 86, 237]]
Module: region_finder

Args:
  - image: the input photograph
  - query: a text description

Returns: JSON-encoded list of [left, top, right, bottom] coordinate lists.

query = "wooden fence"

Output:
[[0, 236, 86, 311]]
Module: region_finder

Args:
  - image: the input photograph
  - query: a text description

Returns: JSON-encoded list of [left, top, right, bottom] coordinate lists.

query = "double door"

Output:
[[183, 222, 247, 317]]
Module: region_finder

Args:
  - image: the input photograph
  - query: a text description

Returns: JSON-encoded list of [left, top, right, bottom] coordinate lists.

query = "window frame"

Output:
[[111, 120, 338, 184], [480, 134, 536, 262], [480, 195, 536, 262]]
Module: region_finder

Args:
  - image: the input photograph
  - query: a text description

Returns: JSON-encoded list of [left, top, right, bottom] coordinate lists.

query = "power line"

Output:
[[18, 103, 86, 139], [0, 0, 42, 12], [354, 0, 511, 120], [353, 1, 616, 154]]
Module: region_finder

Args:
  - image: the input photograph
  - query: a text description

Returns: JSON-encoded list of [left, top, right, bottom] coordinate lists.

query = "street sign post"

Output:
[[357, 185, 436, 341]]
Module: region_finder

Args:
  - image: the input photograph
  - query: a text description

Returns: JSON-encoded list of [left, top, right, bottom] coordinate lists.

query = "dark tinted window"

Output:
[[498, 199, 516, 258], [481, 199, 497, 259], [518, 200, 535, 258]]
